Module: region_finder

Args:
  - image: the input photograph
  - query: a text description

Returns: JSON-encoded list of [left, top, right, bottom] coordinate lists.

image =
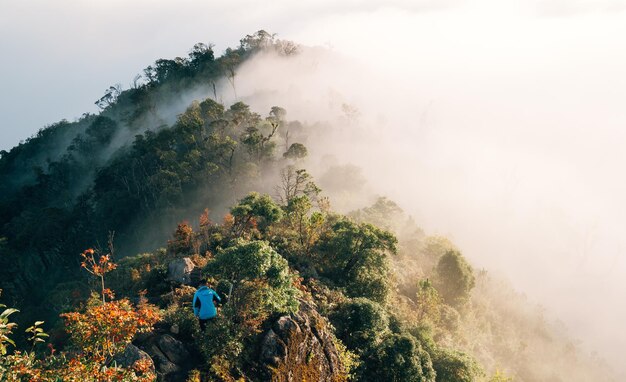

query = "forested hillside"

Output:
[[0, 32, 616, 381]]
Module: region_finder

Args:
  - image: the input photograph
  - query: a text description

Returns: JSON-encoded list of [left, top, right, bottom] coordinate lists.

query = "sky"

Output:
[[2, 0, 626, 374]]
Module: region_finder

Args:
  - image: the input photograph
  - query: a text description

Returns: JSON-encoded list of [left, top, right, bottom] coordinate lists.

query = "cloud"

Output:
[[533, 0, 626, 17], [202, 6, 626, 373]]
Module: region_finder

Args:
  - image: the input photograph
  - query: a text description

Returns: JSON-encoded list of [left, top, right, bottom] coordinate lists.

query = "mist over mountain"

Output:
[[0, 29, 622, 381]]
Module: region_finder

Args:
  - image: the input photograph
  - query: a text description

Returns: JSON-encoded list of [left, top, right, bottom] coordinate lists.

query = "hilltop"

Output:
[[0, 31, 616, 381]]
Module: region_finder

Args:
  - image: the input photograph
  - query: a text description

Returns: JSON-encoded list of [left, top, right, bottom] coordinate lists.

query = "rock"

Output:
[[168, 257, 195, 285], [157, 358, 180, 375], [261, 329, 285, 365], [113, 343, 154, 373], [259, 300, 347, 381], [147, 344, 180, 375], [273, 316, 301, 338], [170, 324, 180, 334], [157, 334, 191, 365]]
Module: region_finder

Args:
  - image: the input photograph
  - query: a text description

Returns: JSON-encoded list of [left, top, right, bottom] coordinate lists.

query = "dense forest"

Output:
[[0, 31, 616, 381]]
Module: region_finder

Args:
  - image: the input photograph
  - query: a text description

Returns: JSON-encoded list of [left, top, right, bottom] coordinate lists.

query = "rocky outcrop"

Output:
[[260, 300, 347, 382], [158, 334, 191, 365], [167, 258, 195, 285], [113, 343, 155, 373], [138, 333, 194, 382]]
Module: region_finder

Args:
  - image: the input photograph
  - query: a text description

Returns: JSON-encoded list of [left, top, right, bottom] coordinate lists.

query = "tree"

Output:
[[188, 42, 215, 71], [221, 49, 241, 98], [282, 195, 326, 256], [199, 98, 225, 123], [95, 84, 122, 110], [317, 220, 397, 302], [206, 240, 300, 316], [350, 197, 404, 231], [230, 192, 283, 236], [431, 348, 484, 382], [283, 143, 308, 160], [239, 30, 276, 51], [362, 334, 436, 382], [167, 221, 195, 255], [61, 296, 160, 362], [433, 250, 475, 309], [226, 101, 259, 128], [276, 166, 320, 205], [331, 297, 388, 351], [415, 279, 443, 322], [85, 116, 117, 145], [80, 248, 117, 304], [239, 107, 283, 163]]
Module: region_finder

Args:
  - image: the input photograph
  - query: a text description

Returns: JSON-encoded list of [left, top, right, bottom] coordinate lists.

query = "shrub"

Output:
[[360, 333, 436, 382], [163, 303, 198, 341], [331, 297, 389, 351], [434, 250, 475, 309], [431, 348, 484, 382], [61, 294, 160, 361]]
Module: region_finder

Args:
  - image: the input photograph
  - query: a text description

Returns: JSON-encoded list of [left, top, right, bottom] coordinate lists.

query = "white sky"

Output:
[[2, 0, 626, 374]]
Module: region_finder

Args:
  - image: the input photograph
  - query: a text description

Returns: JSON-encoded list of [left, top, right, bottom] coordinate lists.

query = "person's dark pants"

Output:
[[199, 318, 209, 331]]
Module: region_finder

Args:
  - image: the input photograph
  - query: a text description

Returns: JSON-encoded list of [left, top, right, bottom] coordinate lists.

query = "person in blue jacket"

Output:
[[193, 279, 221, 331]]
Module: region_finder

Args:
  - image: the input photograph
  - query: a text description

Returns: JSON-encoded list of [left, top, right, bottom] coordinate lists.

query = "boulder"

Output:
[[259, 300, 347, 381], [168, 257, 195, 285], [260, 329, 284, 365], [113, 343, 154, 373], [147, 343, 180, 375], [157, 334, 191, 365]]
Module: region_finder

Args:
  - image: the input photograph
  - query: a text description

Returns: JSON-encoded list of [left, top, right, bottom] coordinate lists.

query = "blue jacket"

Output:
[[193, 286, 221, 319]]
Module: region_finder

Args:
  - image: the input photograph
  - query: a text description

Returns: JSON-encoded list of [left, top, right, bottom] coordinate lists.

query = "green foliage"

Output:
[[434, 250, 475, 309], [25, 321, 48, 349], [350, 196, 404, 231], [422, 236, 458, 265], [317, 219, 397, 303], [361, 333, 436, 382], [407, 324, 437, 355], [206, 240, 300, 315], [230, 192, 283, 235], [195, 315, 245, 380], [439, 304, 461, 333], [331, 297, 388, 351], [431, 348, 484, 382], [0, 301, 18, 355], [344, 260, 390, 304], [108, 250, 170, 297], [163, 303, 198, 341], [415, 279, 443, 323], [275, 195, 327, 260], [283, 142, 308, 160]]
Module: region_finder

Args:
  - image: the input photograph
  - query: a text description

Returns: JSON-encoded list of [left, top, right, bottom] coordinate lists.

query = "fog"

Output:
[[212, 5, 626, 373], [3, 0, 626, 376]]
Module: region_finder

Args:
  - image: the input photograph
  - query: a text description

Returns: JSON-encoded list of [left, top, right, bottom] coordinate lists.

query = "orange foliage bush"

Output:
[[168, 221, 195, 254], [0, 250, 161, 382], [61, 297, 160, 361]]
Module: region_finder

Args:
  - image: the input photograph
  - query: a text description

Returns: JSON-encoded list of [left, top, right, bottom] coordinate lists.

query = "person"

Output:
[[192, 279, 221, 331]]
